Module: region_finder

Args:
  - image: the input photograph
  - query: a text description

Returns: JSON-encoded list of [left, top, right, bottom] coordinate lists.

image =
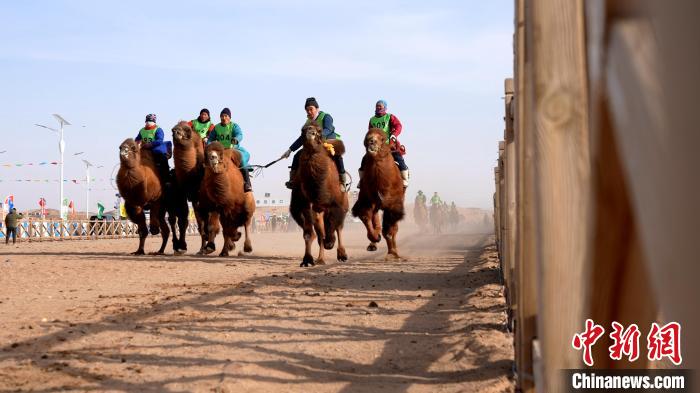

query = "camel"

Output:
[[413, 200, 428, 231], [352, 128, 406, 259], [430, 203, 444, 234], [289, 122, 349, 267], [199, 142, 255, 257], [116, 138, 171, 255], [171, 121, 211, 254]]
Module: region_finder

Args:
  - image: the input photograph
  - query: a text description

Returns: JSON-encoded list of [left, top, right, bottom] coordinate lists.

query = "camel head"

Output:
[[172, 121, 195, 147], [302, 122, 323, 150], [205, 142, 227, 174], [119, 138, 140, 167], [365, 128, 388, 156]]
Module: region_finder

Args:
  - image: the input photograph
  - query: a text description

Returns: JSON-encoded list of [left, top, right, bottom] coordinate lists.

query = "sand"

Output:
[[0, 226, 513, 392]]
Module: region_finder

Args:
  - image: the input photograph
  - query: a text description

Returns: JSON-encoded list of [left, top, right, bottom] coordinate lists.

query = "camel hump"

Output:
[[326, 139, 345, 157], [227, 148, 243, 167]]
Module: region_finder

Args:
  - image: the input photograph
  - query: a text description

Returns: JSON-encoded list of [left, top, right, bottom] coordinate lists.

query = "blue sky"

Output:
[[0, 0, 513, 212]]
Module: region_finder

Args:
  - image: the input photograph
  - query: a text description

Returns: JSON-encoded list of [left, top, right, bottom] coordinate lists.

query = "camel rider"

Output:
[[135, 113, 171, 185], [280, 97, 347, 192], [360, 99, 409, 187], [207, 107, 253, 193], [431, 192, 442, 206], [415, 190, 427, 205], [188, 108, 214, 143]]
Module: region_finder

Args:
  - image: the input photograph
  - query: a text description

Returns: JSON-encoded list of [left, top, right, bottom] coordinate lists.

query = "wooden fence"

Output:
[[495, 0, 699, 391], [0, 219, 199, 242]]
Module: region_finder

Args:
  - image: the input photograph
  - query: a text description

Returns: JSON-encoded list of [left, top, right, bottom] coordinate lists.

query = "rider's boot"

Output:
[[241, 167, 252, 193], [356, 170, 363, 189], [285, 169, 296, 190], [400, 170, 410, 188], [339, 172, 348, 193]]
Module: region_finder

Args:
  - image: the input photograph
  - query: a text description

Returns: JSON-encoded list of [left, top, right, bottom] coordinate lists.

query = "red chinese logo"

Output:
[[609, 322, 641, 362], [572, 320, 682, 366], [647, 322, 682, 365], [572, 319, 605, 366]]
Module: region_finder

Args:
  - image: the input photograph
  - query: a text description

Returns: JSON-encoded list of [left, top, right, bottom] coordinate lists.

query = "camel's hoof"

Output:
[[131, 250, 145, 256], [149, 251, 165, 256], [315, 259, 326, 265], [324, 241, 335, 250], [219, 250, 229, 257], [337, 250, 348, 262], [173, 250, 186, 256], [367, 243, 377, 252], [202, 245, 216, 255], [300, 255, 315, 267], [149, 227, 160, 236], [384, 253, 402, 261], [243, 244, 253, 253], [233, 231, 242, 241]]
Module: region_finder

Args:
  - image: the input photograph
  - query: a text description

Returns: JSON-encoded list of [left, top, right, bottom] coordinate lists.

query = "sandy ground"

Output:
[[0, 226, 513, 392]]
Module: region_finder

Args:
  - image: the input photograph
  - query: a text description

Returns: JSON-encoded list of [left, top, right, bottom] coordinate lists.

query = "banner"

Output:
[[5, 195, 14, 211], [97, 202, 104, 219]]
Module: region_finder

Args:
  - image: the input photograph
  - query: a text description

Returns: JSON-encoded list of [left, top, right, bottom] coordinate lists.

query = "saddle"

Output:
[[390, 137, 407, 155], [323, 139, 346, 157]]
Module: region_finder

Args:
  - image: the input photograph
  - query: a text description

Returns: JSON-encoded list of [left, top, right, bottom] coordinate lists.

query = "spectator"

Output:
[[4, 208, 24, 245]]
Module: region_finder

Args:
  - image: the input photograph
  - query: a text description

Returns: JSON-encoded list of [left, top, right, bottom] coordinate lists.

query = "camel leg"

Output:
[[193, 204, 209, 253], [336, 226, 348, 262], [175, 199, 189, 254], [220, 224, 236, 257], [300, 209, 316, 267], [201, 212, 220, 255], [152, 204, 169, 255], [360, 208, 381, 251], [243, 216, 253, 253], [148, 205, 161, 236], [383, 218, 401, 260], [168, 213, 179, 253], [127, 204, 147, 255], [313, 211, 326, 265]]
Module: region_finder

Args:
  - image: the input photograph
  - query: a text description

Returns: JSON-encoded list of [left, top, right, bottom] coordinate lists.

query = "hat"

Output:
[[305, 97, 319, 109], [145, 113, 157, 123], [200, 108, 210, 116], [220, 108, 231, 117], [376, 99, 388, 108]]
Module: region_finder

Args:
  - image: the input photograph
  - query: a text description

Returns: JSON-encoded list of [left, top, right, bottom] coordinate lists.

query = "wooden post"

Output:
[[514, 0, 538, 390], [529, 0, 591, 390]]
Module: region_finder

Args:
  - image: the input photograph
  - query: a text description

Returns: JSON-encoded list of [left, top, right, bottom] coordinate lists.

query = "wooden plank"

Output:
[[514, 0, 538, 390], [602, 1, 700, 370], [529, 0, 591, 389]]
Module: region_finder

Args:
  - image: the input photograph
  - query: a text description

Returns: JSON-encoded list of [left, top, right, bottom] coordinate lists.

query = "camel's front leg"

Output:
[[243, 219, 253, 253], [313, 210, 326, 265], [300, 209, 316, 267], [359, 207, 381, 251], [336, 226, 348, 262], [127, 204, 147, 255], [201, 212, 220, 255]]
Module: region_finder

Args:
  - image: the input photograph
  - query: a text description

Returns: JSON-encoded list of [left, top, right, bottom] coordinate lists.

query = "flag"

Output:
[[5, 195, 14, 210], [68, 200, 75, 214], [97, 202, 105, 219]]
